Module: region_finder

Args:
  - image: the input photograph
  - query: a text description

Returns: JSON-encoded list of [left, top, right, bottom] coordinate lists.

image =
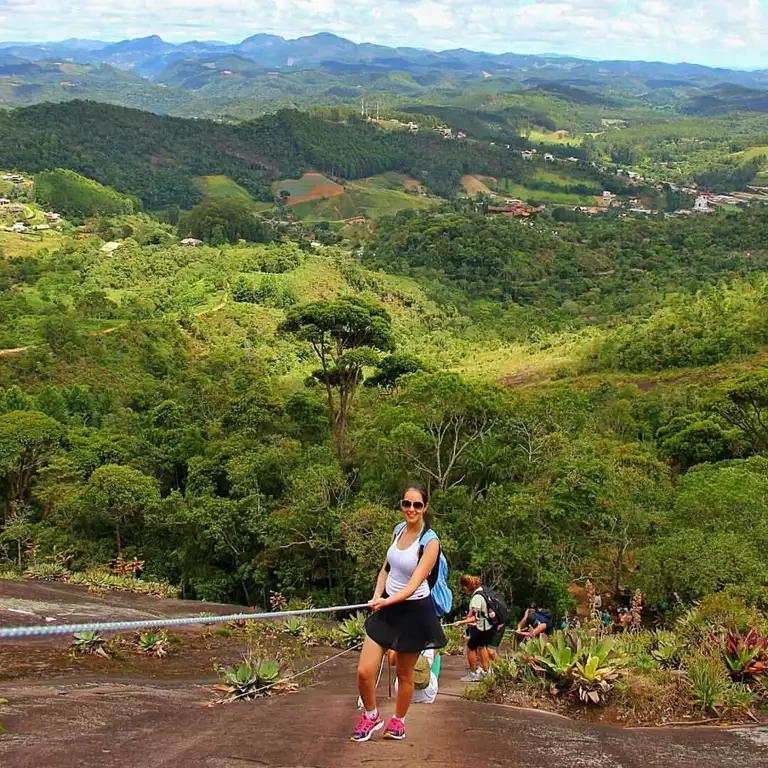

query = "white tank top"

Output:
[[385, 528, 430, 601]]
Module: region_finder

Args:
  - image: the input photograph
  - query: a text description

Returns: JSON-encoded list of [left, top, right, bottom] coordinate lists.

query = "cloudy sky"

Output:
[[2, 0, 767, 68]]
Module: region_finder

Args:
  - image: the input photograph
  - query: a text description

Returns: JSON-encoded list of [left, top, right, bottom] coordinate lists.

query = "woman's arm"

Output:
[[371, 560, 388, 601], [372, 539, 439, 610]]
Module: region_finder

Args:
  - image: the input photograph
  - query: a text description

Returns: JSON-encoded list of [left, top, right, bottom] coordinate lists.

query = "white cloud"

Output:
[[1, 0, 766, 68]]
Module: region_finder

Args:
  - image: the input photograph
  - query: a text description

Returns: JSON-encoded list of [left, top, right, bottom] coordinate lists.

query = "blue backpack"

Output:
[[393, 522, 453, 618]]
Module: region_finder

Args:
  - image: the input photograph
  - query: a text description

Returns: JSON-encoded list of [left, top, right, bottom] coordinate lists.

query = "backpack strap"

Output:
[[417, 528, 439, 561]]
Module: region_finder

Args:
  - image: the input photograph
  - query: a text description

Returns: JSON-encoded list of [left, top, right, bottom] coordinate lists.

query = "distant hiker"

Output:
[[618, 607, 632, 631], [516, 605, 553, 640], [352, 485, 449, 743], [455, 575, 509, 682]]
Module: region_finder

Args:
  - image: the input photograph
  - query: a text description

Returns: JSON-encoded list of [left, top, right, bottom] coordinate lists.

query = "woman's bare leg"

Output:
[[394, 652, 419, 719], [357, 636, 386, 712]]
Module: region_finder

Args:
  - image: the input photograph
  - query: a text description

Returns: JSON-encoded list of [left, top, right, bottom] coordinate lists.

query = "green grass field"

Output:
[[527, 129, 584, 146], [533, 170, 601, 192], [485, 178, 595, 206], [198, 175, 254, 203], [733, 145, 768, 162]]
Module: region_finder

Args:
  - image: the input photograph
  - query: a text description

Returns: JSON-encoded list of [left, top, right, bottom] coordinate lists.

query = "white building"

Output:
[[694, 195, 712, 213], [544, 153, 555, 163], [0, 198, 10, 206], [180, 238, 203, 247]]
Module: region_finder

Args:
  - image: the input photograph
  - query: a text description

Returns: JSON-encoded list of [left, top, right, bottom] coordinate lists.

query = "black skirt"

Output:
[[365, 595, 446, 654]]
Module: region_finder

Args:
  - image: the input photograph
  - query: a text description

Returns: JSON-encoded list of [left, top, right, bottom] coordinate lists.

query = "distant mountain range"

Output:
[[3, 33, 768, 84], [2, 33, 768, 119]]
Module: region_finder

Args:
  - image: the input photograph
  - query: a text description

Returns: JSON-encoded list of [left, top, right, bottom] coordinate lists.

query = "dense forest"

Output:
[[0, 101, 526, 207], [366, 208, 768, 329], [1, 191, 767, 617]]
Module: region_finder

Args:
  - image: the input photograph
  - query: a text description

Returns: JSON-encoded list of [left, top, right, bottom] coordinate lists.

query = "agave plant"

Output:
[[138, 629, 170, 658], [572, 652, 622, 705], [713, 629, 768, 683], [335, 613, 366, 648], [215, 657, 283, 701], [71, 631, 110, 658]]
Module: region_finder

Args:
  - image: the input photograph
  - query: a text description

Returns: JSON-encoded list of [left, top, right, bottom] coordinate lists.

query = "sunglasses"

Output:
[[400, 499, 425, 511]]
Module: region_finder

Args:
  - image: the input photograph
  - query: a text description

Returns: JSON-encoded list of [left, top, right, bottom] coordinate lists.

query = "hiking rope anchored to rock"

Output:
[[0, 602, 370, 640]]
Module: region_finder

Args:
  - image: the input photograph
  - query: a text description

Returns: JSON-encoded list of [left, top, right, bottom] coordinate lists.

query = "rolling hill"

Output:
[[0, 100, 525, 208]]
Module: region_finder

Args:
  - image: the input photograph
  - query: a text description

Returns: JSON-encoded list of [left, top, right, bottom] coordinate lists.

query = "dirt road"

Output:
[[1, 582, 766, 768]]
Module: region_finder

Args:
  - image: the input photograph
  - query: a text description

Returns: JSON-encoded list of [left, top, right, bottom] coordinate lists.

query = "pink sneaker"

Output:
[[383, 716, 406, 740], [350, 712, 384, 742]]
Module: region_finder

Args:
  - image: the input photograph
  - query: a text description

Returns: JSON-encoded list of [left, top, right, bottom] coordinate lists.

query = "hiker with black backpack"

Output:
[[455, 575, 509, 683], [352, 485, 451, 743]]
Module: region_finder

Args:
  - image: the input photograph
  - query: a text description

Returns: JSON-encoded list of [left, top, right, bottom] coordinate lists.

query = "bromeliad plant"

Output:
[[71, 631, 110, 658], [651, 631, 684, 669], [528, 632, 579, 688], [712, 629, 768, 683], [335, 613, 366, 648], [214, 656, 290, 702], [521, 631, 626, 705], [572, 641, 624, 705], [138, 629, 170, 658]]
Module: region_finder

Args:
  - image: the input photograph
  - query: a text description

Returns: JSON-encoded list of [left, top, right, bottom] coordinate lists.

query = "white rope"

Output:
[[0, 603, 370, 640]]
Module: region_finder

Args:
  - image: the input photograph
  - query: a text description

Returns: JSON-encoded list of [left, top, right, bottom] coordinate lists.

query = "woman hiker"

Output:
[[351, 485, 446, 742]]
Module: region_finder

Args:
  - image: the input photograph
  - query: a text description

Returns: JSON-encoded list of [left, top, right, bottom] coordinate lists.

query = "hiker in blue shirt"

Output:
[[516, 605, 553, 640]]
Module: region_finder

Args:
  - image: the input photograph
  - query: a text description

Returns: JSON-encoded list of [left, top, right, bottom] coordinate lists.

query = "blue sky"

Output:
[[2, 0, 767, 68]]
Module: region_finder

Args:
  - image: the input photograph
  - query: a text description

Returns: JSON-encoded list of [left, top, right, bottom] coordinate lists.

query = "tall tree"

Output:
[[280, 298, 394, 462], [0, 411, 63, 523], [76, 465, 159, 557]]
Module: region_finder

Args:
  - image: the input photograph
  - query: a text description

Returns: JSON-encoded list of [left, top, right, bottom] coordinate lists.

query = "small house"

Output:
[[9, 204, 24, 213], [544, 154, 555, 163], [100, 241, 121, 254], [0, 197, 10, 206], [521, 151, 534, 161], [180, 238, 203, 247], [10, 222, 28, 232], [693, 195, 712, 213]]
